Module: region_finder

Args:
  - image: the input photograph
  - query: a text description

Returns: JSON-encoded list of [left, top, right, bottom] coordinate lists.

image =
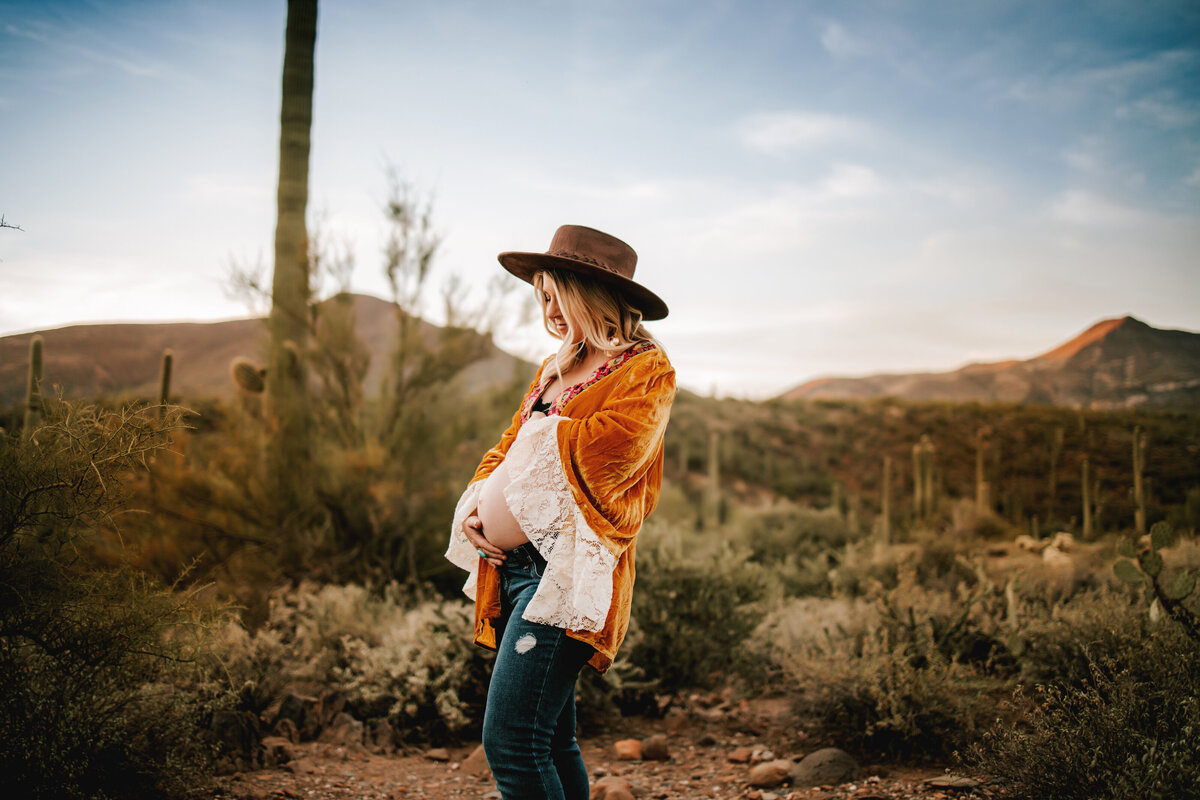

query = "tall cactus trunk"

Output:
[[1081, 455, 1093, 539], [880, 454, 892, 544], [1133, 426, 1146, 536], [975, 428, 989, 516], [157, 349, 173, 420], [23, 335, 43, 440], [704, 429, 720, 530], [266, 0, 318, 519]]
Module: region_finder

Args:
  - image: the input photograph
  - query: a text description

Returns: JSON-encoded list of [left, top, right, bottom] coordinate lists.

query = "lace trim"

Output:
[[502, 416, 617, 632], [445, 481, 487, 600]]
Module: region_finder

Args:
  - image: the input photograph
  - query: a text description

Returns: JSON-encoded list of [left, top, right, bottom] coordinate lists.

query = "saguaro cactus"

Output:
[[704, 429, 720, 530], [975, 427, 991, 516], [1081, 455, 1093, 539], [912, 434, 935, 520], [880, 454, 893, 544], [157, 349, 173, 420], [1133, 426, 1147, 536], [1048, 425, 1064, 519], [23, 335, 43, 439]]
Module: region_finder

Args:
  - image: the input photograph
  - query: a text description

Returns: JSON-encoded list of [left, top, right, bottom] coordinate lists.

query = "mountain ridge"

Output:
[[780, 315, 1200, 409]]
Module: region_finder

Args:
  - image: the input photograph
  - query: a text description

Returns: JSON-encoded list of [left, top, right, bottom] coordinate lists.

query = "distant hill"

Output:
[[780, 316, 1200, 410], [0, 294, 533, 405]]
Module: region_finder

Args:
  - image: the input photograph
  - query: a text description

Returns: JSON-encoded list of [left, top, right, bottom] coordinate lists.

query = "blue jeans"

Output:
[[482, 543, 596, 800]]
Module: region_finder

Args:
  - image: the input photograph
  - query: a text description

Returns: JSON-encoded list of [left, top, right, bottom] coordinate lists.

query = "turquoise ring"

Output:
[[476, 548, 488, 559]]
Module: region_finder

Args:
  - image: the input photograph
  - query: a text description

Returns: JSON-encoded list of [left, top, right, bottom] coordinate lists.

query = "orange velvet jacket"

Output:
[[445, 343, 676, 673]]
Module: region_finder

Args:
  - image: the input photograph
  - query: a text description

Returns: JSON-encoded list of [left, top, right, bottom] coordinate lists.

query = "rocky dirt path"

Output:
[[211, 698, 989, 800]]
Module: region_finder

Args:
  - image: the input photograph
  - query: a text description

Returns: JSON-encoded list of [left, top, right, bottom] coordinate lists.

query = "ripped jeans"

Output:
[[482, 542, 596, 800]]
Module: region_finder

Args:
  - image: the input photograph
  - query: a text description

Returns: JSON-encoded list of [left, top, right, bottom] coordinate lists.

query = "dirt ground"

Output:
[[210, 699, 989, 800]]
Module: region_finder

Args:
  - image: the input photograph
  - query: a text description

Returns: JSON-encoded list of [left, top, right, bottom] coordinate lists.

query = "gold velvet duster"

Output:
[[446, 344, 676, 673]]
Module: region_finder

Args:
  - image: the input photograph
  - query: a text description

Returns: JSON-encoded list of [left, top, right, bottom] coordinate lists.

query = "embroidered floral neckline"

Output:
[[520, 340, 657, 423]]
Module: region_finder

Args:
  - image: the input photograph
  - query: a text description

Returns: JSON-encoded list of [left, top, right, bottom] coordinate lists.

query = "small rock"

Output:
[[284, 758, 317, 775], [924, 775, 981, 789], [425, 747, 451, 762], [728, 746, 752, 763], [259, 736, 294, 769], [789, 748, 859, 788], [591, 775, 636, 800], [614, 739, 643, 760], [641, 734, 670, 761], [462, 744, 490, 776], [762, 793, 780, 800], [272, 717, 300, 744], [697, 733, 718, 747], [747, 759, 793, 788], [369, 719, 395, 754]]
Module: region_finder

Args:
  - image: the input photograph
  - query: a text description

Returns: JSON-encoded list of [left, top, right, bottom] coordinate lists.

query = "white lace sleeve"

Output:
[[445, 480, 486, 600], [502, 415, 618, 632]]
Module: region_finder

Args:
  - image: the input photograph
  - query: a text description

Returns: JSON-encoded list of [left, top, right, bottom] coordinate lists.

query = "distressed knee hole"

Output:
[[514, 633, 537, 654]]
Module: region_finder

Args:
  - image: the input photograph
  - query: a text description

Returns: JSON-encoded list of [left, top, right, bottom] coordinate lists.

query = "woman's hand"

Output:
[[529, 410, 547, 420], [463, 514, 506, 567]]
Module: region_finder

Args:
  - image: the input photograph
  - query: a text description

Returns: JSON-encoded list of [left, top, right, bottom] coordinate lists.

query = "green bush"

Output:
[[752, 589, 1007, 760], [628, 529, 771, 691], [0, 402, 223, 799], [216, 581, 493, 743], [968, 624, 1200, 799]]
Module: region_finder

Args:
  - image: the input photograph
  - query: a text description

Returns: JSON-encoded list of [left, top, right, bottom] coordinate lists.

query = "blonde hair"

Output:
[[533, 268, 661, 376]]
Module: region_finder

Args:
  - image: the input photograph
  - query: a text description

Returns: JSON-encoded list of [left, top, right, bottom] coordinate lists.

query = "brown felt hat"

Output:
[[498, 224, 669, 321]]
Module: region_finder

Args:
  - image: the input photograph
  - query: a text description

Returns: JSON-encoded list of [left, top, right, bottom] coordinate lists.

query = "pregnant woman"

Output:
[[445, 225, 676, 800]]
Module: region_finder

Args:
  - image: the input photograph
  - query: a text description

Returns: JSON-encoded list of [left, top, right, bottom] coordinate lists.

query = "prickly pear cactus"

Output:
[[230, 358, 266, 394], [1114, 521, 1199, 641]]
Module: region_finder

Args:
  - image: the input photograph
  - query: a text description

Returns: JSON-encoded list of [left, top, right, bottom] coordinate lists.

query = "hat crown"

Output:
[[546, 225, 637, 280]]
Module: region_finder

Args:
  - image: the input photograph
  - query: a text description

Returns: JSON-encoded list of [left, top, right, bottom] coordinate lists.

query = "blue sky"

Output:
[[2, 0, 1198, 396]]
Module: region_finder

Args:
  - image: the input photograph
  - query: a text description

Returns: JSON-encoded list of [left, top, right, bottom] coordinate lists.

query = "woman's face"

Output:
[[540, 275, 577, 342]]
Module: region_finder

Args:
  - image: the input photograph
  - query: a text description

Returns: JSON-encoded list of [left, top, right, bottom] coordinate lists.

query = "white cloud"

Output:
[[820, 22, 870, 59], [1048, 190, 1148, 227], [1186, 166, 1200, 187], [821, 163, 885, 198], [737, 112, 871, 156]]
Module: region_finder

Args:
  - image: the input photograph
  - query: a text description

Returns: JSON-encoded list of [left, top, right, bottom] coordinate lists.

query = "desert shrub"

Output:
[[968, 623, 1200, 799], [215, 581, 492, 742], [628, 529, 772, 691], [1010, 586, 1147, 686], [0, 402, 224, 799], [751, 588, 1008, 760]]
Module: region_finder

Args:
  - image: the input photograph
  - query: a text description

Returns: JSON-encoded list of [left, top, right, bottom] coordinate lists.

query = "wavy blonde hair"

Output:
[[533, 268, 661, 377]]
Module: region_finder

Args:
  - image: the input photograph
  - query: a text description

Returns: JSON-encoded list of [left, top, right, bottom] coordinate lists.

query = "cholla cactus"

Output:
[[23, 335, 43, 439], [230, 358, 266, 394]]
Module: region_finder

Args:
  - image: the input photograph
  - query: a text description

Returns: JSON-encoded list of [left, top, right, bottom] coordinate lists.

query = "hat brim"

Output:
[[497, 251, 669, 321]]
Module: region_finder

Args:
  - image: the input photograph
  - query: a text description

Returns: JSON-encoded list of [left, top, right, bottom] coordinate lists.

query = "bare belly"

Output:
[[476, 460, 530, 550]]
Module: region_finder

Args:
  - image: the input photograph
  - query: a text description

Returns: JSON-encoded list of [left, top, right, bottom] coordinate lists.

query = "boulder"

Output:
[[272, 693, 320, 741], [272, 717, 300, 744], [790, 747, 859, 788], [317, 711, 363, 747], [368, 719, 395, 754]]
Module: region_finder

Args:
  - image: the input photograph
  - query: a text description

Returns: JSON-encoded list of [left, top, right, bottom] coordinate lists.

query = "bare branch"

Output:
[[0, 214, 23, 231]]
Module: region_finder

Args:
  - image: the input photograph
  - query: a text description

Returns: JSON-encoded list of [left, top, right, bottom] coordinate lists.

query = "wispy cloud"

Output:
[[1048, 190, 1148, 227], [820, 21, 871, 59], [821, 163, 885, 198], [737, 112, 871, 156], [4, 21, 160, 78]]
